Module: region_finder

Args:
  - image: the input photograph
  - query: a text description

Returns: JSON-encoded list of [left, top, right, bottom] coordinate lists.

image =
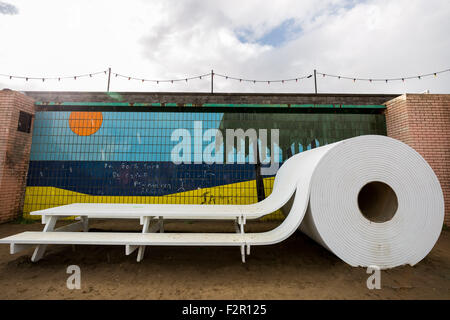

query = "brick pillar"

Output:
[[0, 89, 35, 223], [384, 94, 450, 225]]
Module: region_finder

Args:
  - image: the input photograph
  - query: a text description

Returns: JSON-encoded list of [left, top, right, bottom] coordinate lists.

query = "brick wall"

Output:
[[0, 89, 35, 223], [385, 94, 450, 225]]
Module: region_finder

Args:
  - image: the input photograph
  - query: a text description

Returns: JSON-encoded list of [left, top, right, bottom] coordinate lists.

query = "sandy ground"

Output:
[[0, 219, 448, 300]]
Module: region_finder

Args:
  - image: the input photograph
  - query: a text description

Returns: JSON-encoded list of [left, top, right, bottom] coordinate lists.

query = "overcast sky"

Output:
[[0, 0, 449, 94]]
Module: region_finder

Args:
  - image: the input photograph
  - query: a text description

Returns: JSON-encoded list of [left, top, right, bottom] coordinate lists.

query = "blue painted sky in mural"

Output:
[[30, 112, 222, 162], [29, 111, 282, 163]]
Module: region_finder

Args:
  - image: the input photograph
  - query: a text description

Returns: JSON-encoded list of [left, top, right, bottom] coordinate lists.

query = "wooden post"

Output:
[[211, 69, 214, 94], [314, 69, 317, 94], [107, 67, 111, 92]]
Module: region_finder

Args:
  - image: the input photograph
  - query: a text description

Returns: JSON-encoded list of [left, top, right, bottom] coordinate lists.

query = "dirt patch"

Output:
[[0, 219, 449, 300]]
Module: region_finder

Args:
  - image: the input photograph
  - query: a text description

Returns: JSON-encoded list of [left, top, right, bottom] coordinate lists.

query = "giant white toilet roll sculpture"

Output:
[[295, 135, 444, 269]]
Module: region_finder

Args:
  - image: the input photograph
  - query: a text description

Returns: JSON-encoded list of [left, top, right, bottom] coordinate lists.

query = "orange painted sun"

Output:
[[69, 112, 103, 136]]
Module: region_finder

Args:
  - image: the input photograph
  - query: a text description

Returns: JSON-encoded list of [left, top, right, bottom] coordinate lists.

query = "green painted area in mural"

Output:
[[218, 112, 386, 160]]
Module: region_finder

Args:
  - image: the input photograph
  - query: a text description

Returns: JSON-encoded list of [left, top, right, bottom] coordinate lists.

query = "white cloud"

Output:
[[0, 0, 448, 94], [0, 1, 18, 15]]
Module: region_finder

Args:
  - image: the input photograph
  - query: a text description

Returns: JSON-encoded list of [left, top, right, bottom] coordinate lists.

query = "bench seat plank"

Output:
[[31, 203, 255, 216], [0, 231, 246, 246], [30, 203, 256, 220]]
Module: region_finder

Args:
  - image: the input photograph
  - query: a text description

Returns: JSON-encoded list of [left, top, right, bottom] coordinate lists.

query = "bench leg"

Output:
[[31, 216, 58, 262], [10, 243, 33, 254], [31, 245, 48, 262], [137, 217, 150, 262], [137, 246, 146, 262], [236, 216, 247, 263], [81, 216, 89, 232], [126, 245, 139, 256]]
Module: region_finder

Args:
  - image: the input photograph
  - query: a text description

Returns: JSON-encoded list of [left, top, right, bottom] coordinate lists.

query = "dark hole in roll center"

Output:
[[358, 181, 398, 223]]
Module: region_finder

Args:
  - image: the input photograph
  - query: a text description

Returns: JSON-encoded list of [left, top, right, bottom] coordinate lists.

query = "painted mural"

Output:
[[24, 109, 386, 220]]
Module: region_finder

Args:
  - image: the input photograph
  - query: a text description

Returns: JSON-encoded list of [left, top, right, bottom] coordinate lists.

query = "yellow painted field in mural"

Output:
[[23, 177, 283, 221]]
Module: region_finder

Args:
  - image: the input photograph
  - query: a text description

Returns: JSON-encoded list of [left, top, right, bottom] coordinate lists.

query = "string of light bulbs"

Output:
[[112, 71, 211, 83], [0, 70, 108, 82], [316, 68, 450, 83], [214, 72, 312, 84], [0, 68, 449, 84]]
